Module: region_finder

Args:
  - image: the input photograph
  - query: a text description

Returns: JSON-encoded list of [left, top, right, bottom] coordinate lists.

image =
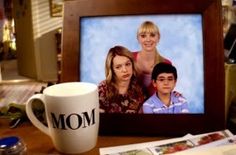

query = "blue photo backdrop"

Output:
[[80, 15, 204, 113]]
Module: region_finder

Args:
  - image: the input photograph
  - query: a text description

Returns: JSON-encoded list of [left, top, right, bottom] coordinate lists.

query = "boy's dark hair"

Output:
[[151, 62, 177, 80]]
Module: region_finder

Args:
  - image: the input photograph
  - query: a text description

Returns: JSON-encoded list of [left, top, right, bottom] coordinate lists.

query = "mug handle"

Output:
[[26, 94, 50, 136]]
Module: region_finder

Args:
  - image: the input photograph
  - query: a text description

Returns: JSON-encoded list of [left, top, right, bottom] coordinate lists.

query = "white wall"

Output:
[[12, 0, 62, 81], [13, 0, 37, 79], [31, 0, 62, 81]]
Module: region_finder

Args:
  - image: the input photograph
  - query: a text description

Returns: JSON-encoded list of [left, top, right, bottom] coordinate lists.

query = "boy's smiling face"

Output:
[[152, 73, 176, 95]]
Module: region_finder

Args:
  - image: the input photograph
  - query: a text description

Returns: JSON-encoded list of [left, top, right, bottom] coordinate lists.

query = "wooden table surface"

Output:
[[0, 119, 167, 154]]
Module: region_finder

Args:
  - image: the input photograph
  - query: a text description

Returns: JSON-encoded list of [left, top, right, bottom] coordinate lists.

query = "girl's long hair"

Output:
[[104, 46, 141, 100]]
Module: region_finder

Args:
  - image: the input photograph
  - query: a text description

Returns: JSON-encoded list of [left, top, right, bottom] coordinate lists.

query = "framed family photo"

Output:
[[79, 14, 203, 114], [61, 0, 225, 136]]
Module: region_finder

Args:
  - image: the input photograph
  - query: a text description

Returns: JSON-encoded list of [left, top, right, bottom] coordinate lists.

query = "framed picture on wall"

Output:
[[49, 0, 63, 17]]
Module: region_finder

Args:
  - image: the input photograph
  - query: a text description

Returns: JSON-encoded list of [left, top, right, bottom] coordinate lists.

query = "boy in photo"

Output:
[[142, 62, 189, 114]]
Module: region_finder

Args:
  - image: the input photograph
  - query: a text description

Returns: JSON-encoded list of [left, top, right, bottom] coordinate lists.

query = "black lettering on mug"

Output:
[[51, 113, 66, 129], [82, 108, 95, 128], [51, 108, 96, 130], [66, 113, 83, 130]]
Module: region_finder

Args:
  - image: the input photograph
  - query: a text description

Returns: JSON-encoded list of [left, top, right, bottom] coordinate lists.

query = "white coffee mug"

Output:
[[26, 82, 99, 154]]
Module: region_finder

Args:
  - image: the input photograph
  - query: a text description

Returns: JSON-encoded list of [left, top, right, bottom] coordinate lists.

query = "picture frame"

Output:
[[49, 0, 63, 17], [61, 0, 225, 136]]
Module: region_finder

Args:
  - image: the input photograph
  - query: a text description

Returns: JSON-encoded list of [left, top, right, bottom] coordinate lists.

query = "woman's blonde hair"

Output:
[[137, 21, 160, 40]]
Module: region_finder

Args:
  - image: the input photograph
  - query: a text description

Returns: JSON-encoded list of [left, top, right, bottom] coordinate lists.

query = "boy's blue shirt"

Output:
[[143, 92, 189, 114]]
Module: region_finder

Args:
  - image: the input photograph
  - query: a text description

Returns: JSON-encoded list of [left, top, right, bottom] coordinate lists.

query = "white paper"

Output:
[[99, 129, 234, 155]]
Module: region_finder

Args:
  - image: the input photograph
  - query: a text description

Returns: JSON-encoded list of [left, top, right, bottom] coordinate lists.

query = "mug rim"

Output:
[[43, 82, 97, 97]]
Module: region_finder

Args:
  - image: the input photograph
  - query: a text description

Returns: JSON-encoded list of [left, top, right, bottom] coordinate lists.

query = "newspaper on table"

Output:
[[99, 129, 235, 155], [173, 135, 236, 155]]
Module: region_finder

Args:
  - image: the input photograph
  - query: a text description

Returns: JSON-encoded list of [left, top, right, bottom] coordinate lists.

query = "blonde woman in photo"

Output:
[[133, 21, 172, 97]]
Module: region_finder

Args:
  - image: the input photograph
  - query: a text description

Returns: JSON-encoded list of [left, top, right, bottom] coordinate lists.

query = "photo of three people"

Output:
[[80, 15, 204, 114]]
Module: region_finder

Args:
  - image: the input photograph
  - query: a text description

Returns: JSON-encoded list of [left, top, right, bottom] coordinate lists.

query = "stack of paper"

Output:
[[99, 129, 236, 155]]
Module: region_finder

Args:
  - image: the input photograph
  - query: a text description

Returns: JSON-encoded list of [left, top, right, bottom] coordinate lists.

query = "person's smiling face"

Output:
[[138, 32, 159, 52]]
